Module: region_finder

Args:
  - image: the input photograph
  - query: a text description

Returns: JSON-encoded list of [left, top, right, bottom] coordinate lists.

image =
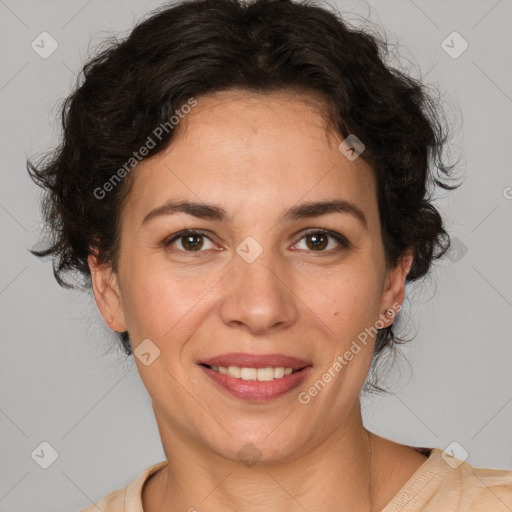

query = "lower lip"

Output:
[[199, 365, 312, 402]]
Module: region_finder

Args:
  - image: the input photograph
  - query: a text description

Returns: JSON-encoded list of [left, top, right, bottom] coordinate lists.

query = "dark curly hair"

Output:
[[27, 0, 461, 393]]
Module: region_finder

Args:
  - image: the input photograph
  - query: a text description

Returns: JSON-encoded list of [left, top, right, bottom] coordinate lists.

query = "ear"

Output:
[[378, 249, 414, 326], [88, 251, 127, 332]]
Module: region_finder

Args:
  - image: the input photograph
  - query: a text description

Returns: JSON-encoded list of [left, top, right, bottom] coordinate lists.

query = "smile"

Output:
[[203, 364, 298, 381], [199, 364, 312, 402]]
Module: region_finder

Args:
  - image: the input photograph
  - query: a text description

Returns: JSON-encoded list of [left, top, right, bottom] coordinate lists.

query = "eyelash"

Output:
[[163, 228, 350, 254]]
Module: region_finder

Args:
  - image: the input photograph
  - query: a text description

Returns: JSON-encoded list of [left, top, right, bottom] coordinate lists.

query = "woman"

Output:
[[27, 0, 512, 510]]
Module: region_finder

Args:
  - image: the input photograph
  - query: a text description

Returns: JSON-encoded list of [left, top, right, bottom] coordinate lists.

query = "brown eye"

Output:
[[181, 234, 204, 251], [164, 230, 215, 252], [294, 230, 350, 253], [306, 232, 328, 251]]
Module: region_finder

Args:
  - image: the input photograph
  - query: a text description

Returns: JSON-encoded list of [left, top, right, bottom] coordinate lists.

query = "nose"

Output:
[[218, 248, 299, 335]]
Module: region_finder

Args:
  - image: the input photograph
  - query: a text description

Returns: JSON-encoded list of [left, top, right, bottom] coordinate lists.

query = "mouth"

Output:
[[197, 353, 312, 402], [199, 363, 303, 382]]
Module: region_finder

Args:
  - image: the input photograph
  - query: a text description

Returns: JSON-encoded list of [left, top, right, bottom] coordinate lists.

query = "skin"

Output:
[[89, 89, 427, 511]]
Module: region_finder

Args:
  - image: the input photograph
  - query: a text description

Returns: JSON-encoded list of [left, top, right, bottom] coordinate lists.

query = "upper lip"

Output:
[[199, 353, 312, 370]]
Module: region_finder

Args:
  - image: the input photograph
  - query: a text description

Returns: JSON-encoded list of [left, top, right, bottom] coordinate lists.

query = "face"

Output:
[[90, 89, 411, 463]]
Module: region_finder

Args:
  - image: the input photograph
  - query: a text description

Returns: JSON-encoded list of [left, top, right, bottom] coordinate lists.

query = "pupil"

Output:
[[183, 234, 203, 251], [307, 233, 327, 250]]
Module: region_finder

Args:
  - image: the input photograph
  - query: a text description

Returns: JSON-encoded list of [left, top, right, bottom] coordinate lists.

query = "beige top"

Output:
[[79, 447, 512, 511]]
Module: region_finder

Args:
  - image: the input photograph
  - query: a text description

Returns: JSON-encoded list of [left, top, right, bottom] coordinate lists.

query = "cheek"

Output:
[[310, 271, 382, 399], [301, 265, 382, 342], [120, 262, 211, 344], [124, 270, 210, 392]]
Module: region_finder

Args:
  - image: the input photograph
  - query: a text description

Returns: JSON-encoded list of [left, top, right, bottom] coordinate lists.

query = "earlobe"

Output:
[[88, 253, 127, 332]]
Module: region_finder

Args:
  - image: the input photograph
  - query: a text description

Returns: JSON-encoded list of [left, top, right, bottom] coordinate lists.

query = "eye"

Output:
[[293, 229, 350, 253], [164, 230, 216, 252], [163, 228, 349, 254]]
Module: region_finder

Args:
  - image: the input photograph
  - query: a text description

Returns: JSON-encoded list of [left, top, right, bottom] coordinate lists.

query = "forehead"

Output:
[[176, 88, 339, 151], [122, 89, 379, 231]]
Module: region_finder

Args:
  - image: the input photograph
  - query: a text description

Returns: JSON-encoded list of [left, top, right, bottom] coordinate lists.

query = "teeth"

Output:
[[240, 367, 257, 380], [211, 365, 297, 381], [256, 367, 275, 381], [227, 366, 241, 378], [274, 367, 284, 379]]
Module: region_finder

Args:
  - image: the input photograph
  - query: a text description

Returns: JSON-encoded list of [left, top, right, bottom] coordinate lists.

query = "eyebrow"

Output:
[[141, 199, 368, 230]]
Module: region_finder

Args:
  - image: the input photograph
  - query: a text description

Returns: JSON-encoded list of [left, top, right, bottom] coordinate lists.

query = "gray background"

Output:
[[1, 0, 511, 510]]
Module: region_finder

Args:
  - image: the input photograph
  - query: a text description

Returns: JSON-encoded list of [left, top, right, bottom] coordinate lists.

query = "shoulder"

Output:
[[79, 488, 124, 512], [455, 454, 512, 510], [78, 460, 168, 512], [384, 447, 512, 512]]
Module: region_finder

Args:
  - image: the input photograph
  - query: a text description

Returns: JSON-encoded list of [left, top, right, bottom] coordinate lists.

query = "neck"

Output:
[[144, 406, 378, 512]]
